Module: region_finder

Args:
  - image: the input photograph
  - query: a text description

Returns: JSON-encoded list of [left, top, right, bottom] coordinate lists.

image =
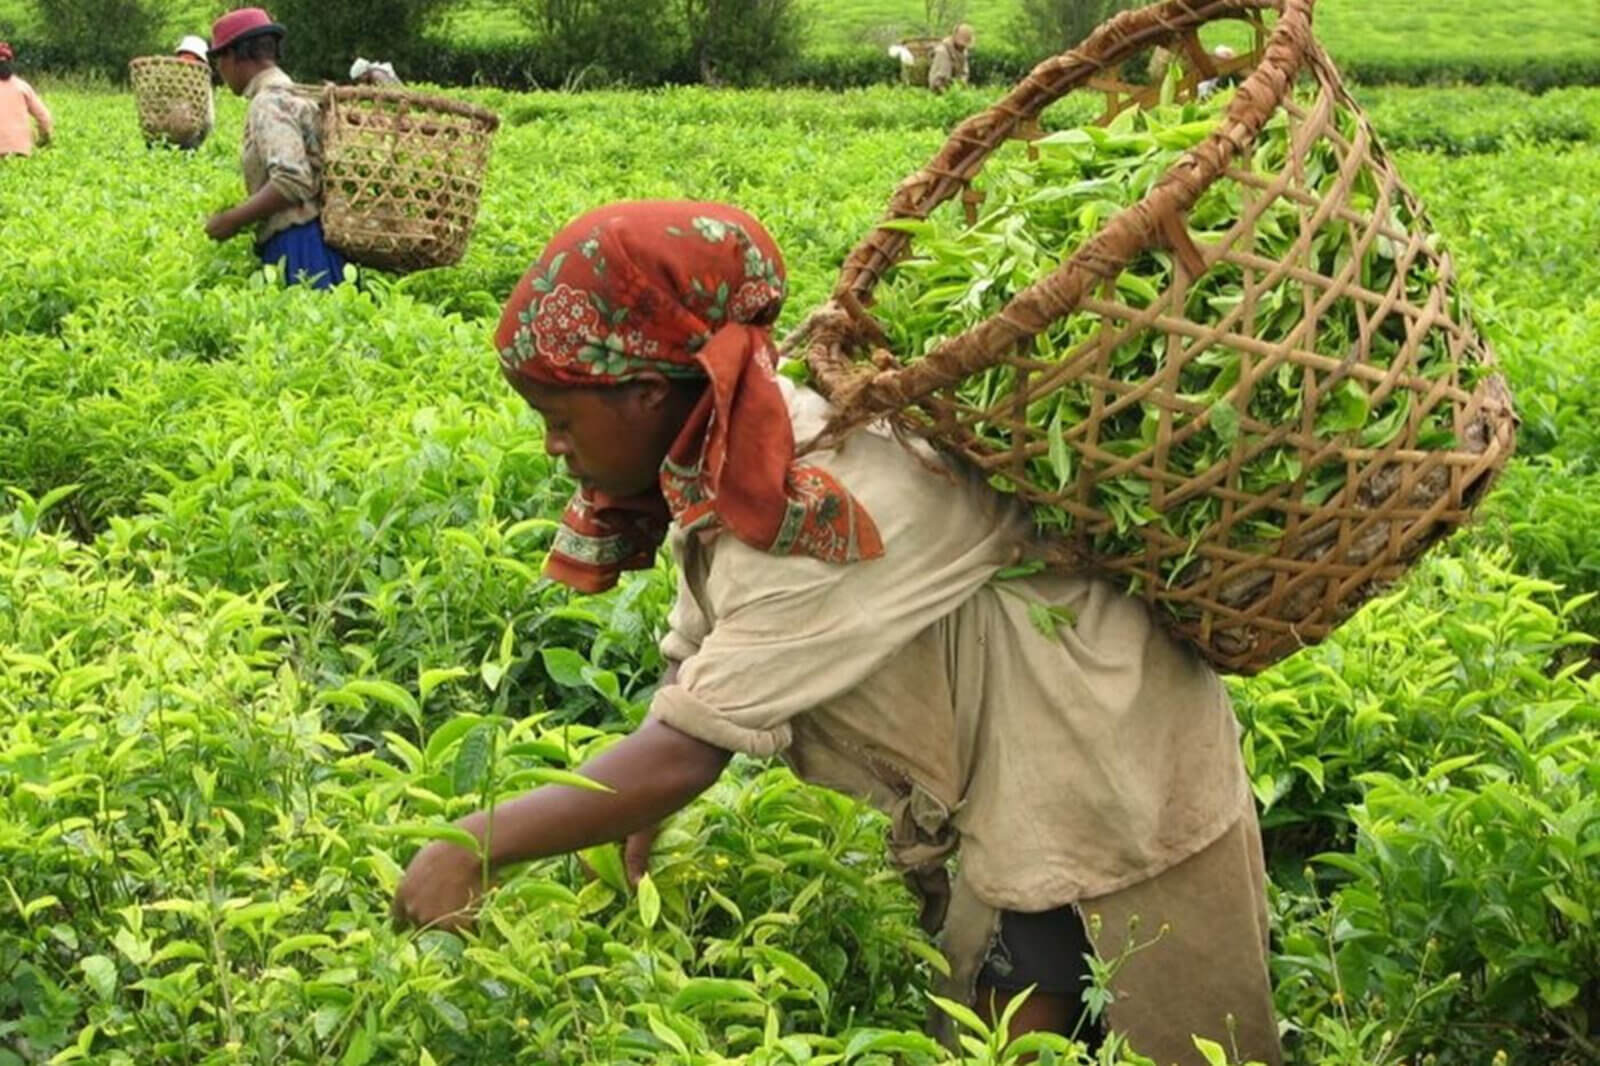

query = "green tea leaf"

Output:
[[375, 824, 482, 856], [80, 955, 117, 1000], [541, 647, 588, 688], [1208, 395, 1241, 446], [579, 844, 627, 894], [452, 722, 495, 797], [636, 872, 661, 930]]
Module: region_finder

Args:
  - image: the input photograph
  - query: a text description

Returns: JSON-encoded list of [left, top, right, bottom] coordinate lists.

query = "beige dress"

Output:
[[652, 378, 1281, 1065], [927, 40, 969, 93]]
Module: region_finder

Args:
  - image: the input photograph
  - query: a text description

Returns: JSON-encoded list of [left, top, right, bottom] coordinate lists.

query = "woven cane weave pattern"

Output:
[[319, 87, 500, 274], [795, 0, 1516, 672], [129, 56, 212, 146]]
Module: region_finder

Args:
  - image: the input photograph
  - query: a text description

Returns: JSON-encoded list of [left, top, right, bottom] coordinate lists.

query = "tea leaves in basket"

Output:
[[875, 86, 1480, 589]]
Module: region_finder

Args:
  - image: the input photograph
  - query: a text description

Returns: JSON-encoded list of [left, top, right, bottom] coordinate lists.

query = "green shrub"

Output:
[[1008, 0, 1134, 55], [510, 0, 685, 87], [268, 0, 455, 82], [26, 0, 161, 78], [1341, 54, 1600, 93], [1359, 85, 1600, 153], [1244, 550, 1598, 1065], [1470, 458, 1600, 641], [0, 517, 945, 1064], [678, 0, 808, 86]]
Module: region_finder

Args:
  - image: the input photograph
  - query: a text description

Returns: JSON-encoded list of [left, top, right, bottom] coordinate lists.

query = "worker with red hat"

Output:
[[0, 41, 54, 158], [203, 8, 348, 289]]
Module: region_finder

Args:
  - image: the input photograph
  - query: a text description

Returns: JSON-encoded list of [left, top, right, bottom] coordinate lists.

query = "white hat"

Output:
[[176, 35, 208, 60], [349, 57, 373, 81]]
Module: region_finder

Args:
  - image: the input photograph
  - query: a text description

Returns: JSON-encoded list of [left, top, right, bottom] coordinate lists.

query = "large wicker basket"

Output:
[[898, 36, 941, 87], [793, 0, 1517, 674], [129, 56, 212, 147], [318, 87, 500, 274]]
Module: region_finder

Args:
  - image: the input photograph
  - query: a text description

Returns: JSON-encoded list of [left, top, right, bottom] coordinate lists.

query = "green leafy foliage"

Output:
[[22, 0, 162, 77], [268, 0, 457, 82], [874, 86, 1471, 588], [4, 0, 1599, 88], [0, 83, 1594, 1066]]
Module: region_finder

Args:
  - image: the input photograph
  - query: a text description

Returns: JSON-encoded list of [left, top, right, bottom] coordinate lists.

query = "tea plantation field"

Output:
[[0, 77, 1596, 1065]]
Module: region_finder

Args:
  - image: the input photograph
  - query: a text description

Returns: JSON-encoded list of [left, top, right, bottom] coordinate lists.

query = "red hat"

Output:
[[210, 8, 285, 53], [0, 42, 14, 62]]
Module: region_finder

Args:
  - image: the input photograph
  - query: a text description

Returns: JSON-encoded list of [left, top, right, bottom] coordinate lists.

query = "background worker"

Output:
[[928, 23, 974, 93], [162, 35, 215, 150], [0, 41, 53, 157], [349, 57, 402, 86]]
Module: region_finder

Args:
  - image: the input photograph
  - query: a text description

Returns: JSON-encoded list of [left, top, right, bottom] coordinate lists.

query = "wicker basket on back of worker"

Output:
[[317, 86, 500, 274], [792, 0, 1516, 675], [129, 56, 212, 147], [898, 36, 941, 87]]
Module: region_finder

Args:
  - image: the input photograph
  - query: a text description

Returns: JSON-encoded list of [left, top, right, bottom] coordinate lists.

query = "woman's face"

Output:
[[504, 370, 695, 498]]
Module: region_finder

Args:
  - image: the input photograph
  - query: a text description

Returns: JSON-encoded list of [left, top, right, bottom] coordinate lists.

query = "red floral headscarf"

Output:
[[496, 201, 883, 593]]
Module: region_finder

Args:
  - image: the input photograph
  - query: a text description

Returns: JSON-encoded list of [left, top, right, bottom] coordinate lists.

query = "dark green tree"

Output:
[[513, 0, 682, 87], [1010, 0, 1134, 56], [678, 0, 808, 85], [265, 0, 458, 82], [29, 0, 163, 77]]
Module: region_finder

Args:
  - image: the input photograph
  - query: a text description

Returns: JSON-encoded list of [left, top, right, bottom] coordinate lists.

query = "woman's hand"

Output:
[[392, 836, 483, 932], [205, 209, 243, 242], [623, 824, 660, 887], [205, 185, 295, 243], [388, 716, 729, 930]]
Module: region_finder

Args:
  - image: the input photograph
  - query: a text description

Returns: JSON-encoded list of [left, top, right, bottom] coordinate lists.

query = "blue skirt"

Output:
[[257, 219, 350, 290]]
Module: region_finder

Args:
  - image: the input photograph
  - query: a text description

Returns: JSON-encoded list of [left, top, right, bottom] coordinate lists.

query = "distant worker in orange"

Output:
[[0, 41, 54, 157], [927, 23, 974, 94]]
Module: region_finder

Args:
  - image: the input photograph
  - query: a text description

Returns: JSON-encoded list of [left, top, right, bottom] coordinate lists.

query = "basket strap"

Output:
[[818, 0, 1320, 426]]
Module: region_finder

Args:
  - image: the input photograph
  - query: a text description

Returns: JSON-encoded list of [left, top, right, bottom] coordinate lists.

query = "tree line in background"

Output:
[[13, 0, 455, 82], [6, 0, 1142, 87], [4, 0, 1598, 98]]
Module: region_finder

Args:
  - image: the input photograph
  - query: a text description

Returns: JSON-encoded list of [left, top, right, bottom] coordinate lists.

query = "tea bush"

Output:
[[0, 518, 943, 1065], [0, 84, 1595, 1065]]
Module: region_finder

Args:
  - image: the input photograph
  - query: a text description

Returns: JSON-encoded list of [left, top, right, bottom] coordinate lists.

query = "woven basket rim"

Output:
[[322, 84, 502, 132], [786, 0, 1519, 673], [808, 0, 1315, 429], [318, 84, 501, 274]]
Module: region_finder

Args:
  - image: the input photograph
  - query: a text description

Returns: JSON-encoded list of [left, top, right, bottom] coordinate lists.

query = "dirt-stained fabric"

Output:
[[936, 812, 1282, 1065], [240, 66, 323, 242], [927, 39, 969, 93], [650, 375, 1275, 1059]]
